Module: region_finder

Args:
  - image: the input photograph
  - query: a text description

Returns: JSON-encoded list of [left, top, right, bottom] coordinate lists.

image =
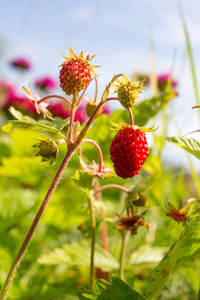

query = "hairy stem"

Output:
[[81, 139, 103, 172], [56, 138, 66, 145], [119, 230, 130, 281], [128, 108, 134, 127], [93, 184, 130, 197], [68, 93, 79, 143], [38, 94, 71, 106], [0, 145, 75, 300], [93, 77, 98, 103], [78, 76, 96, 106], [105, 97, 119, 102], [88, 191, 96, 291]]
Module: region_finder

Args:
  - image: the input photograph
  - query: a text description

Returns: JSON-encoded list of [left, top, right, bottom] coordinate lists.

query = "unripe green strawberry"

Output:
[[112, 74, 145, 108], [118, 84, 139, 108], [32, 138, 58, 165], [85, 101, 98, 117], [59, 47, 98, 95], [110, 127, 149, 179]]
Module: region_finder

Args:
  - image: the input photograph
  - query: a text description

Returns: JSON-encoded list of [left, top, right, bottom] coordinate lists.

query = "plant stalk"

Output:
[[88, 191, 96, 291], [128, 108, 134, 127], [81, 139, 103, 173], [0, 145, 75, 300], [119, 230, 130, 281], [38, 94, 71, 106], [93, 184, 130, 196]]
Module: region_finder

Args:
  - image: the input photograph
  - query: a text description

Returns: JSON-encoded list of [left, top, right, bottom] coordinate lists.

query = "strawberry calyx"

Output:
[[60, 47, 99, 76], [109, 119, 158, 133]]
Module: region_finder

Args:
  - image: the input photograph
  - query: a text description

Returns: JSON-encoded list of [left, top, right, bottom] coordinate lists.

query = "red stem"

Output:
[[38, 94, 71, 106], [128, 108, 134, 127], [81, 139, 103, 173], [93, 184, 130, 196]]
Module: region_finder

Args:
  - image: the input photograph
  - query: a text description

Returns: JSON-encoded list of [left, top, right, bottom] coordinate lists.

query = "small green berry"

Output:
[[118, 84, 139, 108], [111, 74, 145, 109], [32, 138, 58, 165]]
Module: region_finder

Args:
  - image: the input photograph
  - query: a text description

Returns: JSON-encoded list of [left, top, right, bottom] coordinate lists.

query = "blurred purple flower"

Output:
[[35, 76, 57, 91], [10, 57, 31, 70], [157, 73, 178, 92]]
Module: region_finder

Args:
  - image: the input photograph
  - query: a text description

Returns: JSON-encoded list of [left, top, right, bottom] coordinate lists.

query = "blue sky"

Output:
[[0, 0, 200, 166], [1, 0, 200, 87]]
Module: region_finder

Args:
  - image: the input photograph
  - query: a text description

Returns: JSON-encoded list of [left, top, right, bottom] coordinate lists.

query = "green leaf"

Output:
[[180, 5, 200, 108], [1, 107, 69, 133], [128, 245, 168, 266], [0, 188, 38, 233], [72, 170, 94, 191], [75, 288, 98, 300], [146, 216, 200, 300], [167, 136, 200, 159], [38, 240, 119, 272], [177, 216, 200, 262], [0, 156, 48, 185], [75, 274, 146, 300]]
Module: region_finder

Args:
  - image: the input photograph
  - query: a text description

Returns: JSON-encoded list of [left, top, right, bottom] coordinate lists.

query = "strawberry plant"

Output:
[[0, 35, 200, 300]]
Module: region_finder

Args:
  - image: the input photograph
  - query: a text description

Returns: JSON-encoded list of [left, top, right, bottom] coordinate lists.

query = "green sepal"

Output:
[[101, 74, 123, 102]]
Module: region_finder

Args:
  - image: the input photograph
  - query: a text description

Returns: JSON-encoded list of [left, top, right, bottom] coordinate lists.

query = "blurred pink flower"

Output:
[[74, 104, 88, 123], [0, 81, 36, 114], [0, 81, 16, 101], [0, 80, 112, 122], [10, 57, 32, 70], [48, 102, 70, 119], [157, 73, 178, 92], [102, 105, 111, 115], [35, 76, 57, 91], [49, 102, 88, 123]]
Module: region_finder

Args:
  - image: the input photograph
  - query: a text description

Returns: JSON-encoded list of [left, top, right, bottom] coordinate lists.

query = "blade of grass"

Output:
[[179, 4, 200, 121], [169, 107, 200, 195]]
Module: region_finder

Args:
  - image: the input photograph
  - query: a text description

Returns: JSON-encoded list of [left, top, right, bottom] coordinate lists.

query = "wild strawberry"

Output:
[[110, 127, 149, 179], [59, 47, 98, 95], [111, 75, 144, 108]]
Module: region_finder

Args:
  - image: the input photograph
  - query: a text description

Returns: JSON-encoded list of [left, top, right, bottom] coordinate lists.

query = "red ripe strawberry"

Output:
[[59, 47, 98, 95], [110, 127, 149, 179]]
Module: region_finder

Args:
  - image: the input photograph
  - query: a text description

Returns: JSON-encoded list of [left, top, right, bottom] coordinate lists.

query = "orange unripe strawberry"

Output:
[[59, 47, 98, 95]]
